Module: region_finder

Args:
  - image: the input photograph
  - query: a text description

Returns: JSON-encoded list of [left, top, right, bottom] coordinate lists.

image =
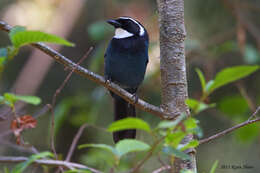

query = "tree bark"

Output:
[[156, 0, 197, 172]]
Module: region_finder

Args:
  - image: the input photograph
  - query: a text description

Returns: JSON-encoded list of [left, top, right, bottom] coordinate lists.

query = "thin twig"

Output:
[[0, 156, 103, 173], [34, 104, 52, 118], [236, 82, 256, 112], [50, 47, 93, 157], [65, 123, 88, 162], [157, 153, 167, 167], [0, 104, 51, 139], [248, 106, 260, 120], [0, 21, 173, 120], [200, 107, 260, 145], [130, 137, 164, 173], [0, 104, 51, 154], [0, 140, 38, 154], [152, 165, 171, 173]]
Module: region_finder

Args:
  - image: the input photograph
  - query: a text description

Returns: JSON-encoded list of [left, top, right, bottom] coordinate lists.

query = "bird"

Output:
[[104, 17, 149, 143]]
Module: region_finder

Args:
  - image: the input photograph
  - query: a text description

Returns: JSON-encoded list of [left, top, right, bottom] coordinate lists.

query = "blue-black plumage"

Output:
[[104, 17, 149, 143]]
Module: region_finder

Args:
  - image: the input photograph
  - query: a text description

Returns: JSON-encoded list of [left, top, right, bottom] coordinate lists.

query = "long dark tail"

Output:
[[113, 97, 136, 143]]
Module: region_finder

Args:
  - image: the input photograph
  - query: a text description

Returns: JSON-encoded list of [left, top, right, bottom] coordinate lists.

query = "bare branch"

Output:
[[0, 20, 172, 120], [199, 106, 260, 145], [152, 165, 171, 173], [248, 106, 260, 120], [0, 140, 38, 154], [49, 47, 93, 160], [65, 123, 88, 162], [0, 156, 103, 173], [236, 82, 256, 112]]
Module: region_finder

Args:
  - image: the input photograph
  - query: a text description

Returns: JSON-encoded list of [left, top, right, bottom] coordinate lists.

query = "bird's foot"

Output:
[[131, 93, 139, 104], [104, 76, 112, 85]]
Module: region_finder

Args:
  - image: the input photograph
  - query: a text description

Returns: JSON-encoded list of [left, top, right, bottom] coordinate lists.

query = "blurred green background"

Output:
[[0, 0, 260, 172]]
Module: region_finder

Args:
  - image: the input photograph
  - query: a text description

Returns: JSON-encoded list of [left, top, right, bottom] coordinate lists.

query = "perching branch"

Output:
[[0, 156, 102, 173], [199, 106, 260, 145], [0, 20, 173, 120]]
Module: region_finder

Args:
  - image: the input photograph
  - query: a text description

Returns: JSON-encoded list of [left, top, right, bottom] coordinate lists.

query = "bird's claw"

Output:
[[132, 93, 139, 104], [105, 77, 112, 84]]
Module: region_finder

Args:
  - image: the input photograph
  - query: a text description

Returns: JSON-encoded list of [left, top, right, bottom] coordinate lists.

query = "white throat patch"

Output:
[[114, 28, 134, 39], [119, 17, 145, 36]]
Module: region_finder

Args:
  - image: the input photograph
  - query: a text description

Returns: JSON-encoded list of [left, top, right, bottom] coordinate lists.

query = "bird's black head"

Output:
[[107, 17, 146, 39]]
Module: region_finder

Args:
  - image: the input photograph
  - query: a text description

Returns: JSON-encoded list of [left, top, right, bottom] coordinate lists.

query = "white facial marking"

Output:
[[119, 17, 145, 36], [114, 28, 134, 39]]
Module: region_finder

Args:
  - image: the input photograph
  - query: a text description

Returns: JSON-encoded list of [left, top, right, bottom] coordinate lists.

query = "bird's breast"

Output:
[[105, 38, 148, 88]]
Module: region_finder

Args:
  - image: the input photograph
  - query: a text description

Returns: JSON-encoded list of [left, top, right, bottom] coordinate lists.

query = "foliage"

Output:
[[79, 139, 150, 163], [10, 28, 74, 48], [79, 114, 200, 168], [207, 65, 259, 94], [0, 93, 41, 108], [108, 117, 151, 132], [12, 152, 54, 173], [188, 66, 259, 114], [209, 160, 219, 173], [0, 25, 74, 75]]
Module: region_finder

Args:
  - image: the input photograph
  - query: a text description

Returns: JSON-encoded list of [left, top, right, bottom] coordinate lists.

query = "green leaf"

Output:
[[210, 160, 219, 173], [115, 139, 150, 157], [12, 152, 53, 173], [165, 130, 186, 148], [186, 98, 215, 113], [178, 139, 199, 151], [0, 48, 8, 58], [211, 41, 237, 56], [0, 48, 8, 67], [184, 118, 198, 130], [79, 140, 150, 159], [193, 126, 203, 138], [235, 123, 260, 142], [0, 56, 6, 66], [6, 46, 18, 60], [217, 95, 248, 118], [78, 144, 118, 156], [4, 93, 41, 105], [14, 95, 41, 105], [207, 65, 259, 94], [3, 93, 16, 107], [162, 146, 190, 160], [205, 80, 214, 93], [81, 148, 116, 168], [157, 113, 187, 129], [10, 30, 75, 48], [195, 68, 206, 92], [108, 117, 151, 133], [243, 45, 260, 64], [4, 167, 10, 173], [9, 26, 26, 38]]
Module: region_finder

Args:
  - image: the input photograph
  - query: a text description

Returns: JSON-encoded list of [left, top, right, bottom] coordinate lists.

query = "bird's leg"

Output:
[[131, 93, 139, 104], [104, 75, 112, 84]]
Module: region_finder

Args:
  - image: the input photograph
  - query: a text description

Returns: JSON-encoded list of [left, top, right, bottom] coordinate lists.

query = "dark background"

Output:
[[0, 0, 260, 172]]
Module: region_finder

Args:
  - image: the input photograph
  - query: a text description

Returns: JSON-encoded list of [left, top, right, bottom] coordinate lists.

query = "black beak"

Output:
[[107, 19, 121, 28]]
